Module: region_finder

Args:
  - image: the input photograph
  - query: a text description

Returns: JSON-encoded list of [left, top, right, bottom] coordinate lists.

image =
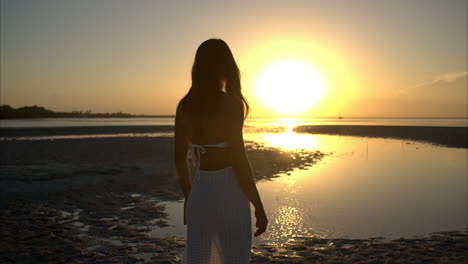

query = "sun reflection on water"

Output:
[[271, 204, 304, 240], [251, 118, 320, 151], [262, 171, 318, 243], [277, 172, 299, 194], [246, 120, 334, 244], [264, 196, 321, 244]]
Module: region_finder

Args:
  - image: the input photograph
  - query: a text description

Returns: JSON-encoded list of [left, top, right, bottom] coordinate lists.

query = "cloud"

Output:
[[431, 71, 468, 83], [396, 70, 468, 95]]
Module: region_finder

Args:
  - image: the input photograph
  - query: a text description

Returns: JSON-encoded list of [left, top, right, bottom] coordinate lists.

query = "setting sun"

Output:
[[255, 60, 324, 115]]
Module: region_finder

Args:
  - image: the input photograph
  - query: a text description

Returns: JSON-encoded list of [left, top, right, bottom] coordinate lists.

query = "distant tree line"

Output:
[[0, 105, 173, 119]]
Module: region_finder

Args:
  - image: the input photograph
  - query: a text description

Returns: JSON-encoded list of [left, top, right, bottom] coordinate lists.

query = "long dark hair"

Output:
[[182, 39, 250, 119]]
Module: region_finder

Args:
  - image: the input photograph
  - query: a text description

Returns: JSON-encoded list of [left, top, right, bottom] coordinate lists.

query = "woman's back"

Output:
[[178, 92, 240, 170], [175, 38, 267, 264], [178, 92, 253, 264], [180, 92, 232, 144]]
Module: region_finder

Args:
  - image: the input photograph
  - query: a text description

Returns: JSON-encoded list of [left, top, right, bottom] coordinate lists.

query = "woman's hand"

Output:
[[253, 208, 268, 237]]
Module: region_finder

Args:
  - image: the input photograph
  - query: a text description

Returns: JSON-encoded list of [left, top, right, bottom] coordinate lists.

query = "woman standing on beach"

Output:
[[174, 38, 268, 263]]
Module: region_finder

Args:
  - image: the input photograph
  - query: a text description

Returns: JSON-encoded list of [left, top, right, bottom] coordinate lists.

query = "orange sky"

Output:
[[1, 0, 467, 117]]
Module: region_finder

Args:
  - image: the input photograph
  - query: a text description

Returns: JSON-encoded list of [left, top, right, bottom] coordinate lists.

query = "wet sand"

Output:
[[0, 133, 326, 263], [250, 231, 468, 263], [1, 126, 467, 263], [295, 125, 467, 148], [0, 126, 174, 138], [2, 124, 467, 148]]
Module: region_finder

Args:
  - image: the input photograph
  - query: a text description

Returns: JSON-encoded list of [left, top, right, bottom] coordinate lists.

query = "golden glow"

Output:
[[256, 60, 324, 115], [240, 37, 357, 117], [278, 117, 297, 133], [269, 204, 305, 240], [255, 118, 320, 150]]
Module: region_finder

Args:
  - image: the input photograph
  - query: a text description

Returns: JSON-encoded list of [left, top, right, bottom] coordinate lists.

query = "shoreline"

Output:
[[294, 125, 467, 148], [1, 124, 466, 148], [0, 125, 175, 138], [0, 136, 328, 263], [1, 128, 467, 263], [250, 230, 468, 263]]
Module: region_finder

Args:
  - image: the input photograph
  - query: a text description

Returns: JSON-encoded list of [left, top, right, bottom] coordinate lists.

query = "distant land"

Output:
[[0, 105, 174, 119]]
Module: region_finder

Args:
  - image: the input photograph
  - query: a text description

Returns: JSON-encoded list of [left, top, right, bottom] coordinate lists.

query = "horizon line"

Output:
[[1, 104, 466, 119]]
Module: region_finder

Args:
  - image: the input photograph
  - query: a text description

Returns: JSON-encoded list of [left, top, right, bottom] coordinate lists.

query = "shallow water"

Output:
[[150, 132, 467, 245], [1, 116, 466, 128], [0, 132, 173, 141]]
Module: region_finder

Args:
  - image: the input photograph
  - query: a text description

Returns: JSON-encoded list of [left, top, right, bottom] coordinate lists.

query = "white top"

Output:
[[188, 141, 229, 182]]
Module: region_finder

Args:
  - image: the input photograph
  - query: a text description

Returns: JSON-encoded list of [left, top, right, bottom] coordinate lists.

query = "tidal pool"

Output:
[[150, 132, 467, 245]]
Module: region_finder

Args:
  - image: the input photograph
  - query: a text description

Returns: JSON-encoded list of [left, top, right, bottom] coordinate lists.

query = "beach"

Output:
[[3, 0, 467, 262], [1, 125, 467, 263], [1, 124, 466, 147], [294, 125, 467, 148]]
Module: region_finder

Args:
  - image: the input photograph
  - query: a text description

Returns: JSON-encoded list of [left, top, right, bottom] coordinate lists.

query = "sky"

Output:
[[1, 0, 467, 117]]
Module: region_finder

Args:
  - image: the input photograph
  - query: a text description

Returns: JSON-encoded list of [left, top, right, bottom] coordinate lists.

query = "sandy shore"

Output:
[[1, 126, 467, 263], [2, 124, 466, 148], [295, 125, 467, 148], [0, 132, 326, 263], [0, 126, 174, 138], [250, 231, 468, 263]]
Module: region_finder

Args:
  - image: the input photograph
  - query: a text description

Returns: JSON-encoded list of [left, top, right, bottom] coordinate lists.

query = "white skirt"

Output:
[[181, 167, 252, 264]]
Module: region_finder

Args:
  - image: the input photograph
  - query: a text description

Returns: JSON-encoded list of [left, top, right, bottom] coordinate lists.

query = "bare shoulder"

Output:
[[176, 96, 187, 114]]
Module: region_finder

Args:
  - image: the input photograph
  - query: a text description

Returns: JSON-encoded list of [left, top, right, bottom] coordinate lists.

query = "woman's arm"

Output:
[[227, 98, 268, 236], [226, 98, 266, 211], [174, 102, 191, 200]]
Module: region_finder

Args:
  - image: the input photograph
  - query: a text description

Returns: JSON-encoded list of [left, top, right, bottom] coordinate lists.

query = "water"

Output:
[[0, 132, 174, 141], [246, 117, 468, 128], [2, 116, 466, 244], [149, 132, 467, 245], [1, 117, 467, 128], [0, 117, 174, 128]]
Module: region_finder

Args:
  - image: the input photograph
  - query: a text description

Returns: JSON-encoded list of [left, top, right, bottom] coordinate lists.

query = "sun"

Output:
[[255, 60, 324, 115]]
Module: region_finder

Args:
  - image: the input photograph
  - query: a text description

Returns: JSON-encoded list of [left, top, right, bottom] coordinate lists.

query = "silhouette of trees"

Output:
[[0, 105, 56, 118], [0, 105, 172, 119]]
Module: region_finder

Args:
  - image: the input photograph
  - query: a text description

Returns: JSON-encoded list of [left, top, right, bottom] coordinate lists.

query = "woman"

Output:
[[174, 38, 268, 263]]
